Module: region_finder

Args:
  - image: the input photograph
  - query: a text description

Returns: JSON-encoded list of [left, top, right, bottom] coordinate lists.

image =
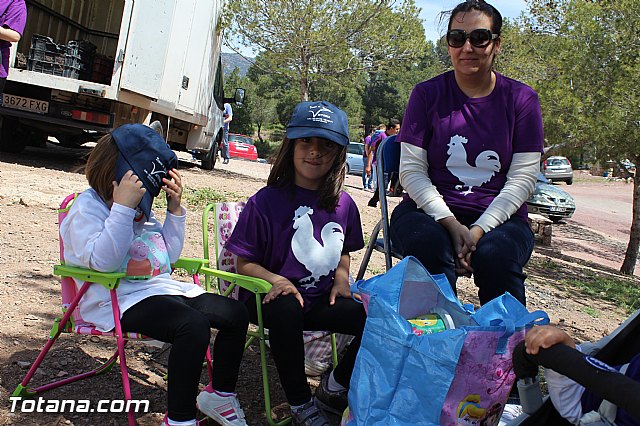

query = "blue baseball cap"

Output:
[[112, 124, 177, 219], [286, 101, 349, 147]]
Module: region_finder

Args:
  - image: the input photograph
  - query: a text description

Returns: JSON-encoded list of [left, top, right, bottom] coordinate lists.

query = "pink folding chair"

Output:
[[12, 193, 211, 426]]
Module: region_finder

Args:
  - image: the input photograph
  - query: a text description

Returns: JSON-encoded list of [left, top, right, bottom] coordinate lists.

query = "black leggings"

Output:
[[245, 293, 367, 406], [121, 293, 249, 421]]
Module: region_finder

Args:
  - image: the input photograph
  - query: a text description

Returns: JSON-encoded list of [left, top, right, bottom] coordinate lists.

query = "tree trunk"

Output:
[[300, 75, 309, 101], [620, 155, 640, 275]]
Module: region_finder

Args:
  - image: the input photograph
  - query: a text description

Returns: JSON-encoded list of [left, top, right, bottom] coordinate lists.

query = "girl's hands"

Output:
[[163, 169, 183, 215], [329, 279, 351, 305], [112, 170, 145, 210], [264, 276, 304, 308], [525, 325, 576, 355]]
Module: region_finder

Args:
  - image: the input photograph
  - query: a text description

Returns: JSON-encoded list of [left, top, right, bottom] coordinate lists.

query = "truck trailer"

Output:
[[0, 0, 241, 170]]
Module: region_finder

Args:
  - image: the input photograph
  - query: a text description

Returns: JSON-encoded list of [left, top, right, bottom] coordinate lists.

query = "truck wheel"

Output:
[[201, 143, 218, 170], [0, 117, 24, 153]]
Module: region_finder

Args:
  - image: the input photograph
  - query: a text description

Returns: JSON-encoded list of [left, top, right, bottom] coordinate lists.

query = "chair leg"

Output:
[[254, 295, 291, 426], [356, 220, 382, 280], [112, 292, 137, 426]]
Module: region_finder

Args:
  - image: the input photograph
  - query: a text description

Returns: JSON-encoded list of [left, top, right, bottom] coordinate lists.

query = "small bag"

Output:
[[348, 256, 549, 426]]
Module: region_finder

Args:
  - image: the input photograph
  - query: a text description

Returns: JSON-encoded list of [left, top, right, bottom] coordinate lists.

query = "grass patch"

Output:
[[152, 187, 243, 211], [564, 274, 640, 313], [580, 306, 600, 318]]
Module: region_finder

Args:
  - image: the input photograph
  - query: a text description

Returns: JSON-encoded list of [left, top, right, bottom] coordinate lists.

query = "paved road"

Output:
[[550, 172, 637, 275]]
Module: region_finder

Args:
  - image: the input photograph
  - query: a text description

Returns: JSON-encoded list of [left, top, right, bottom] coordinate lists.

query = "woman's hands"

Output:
[[439, 217, 485, 276], [112, 170, 145, 210], [162, 169, 183, 215]]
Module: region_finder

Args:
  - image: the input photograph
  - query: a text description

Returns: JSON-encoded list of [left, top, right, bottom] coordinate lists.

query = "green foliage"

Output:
[[226, 0, 426, 101]]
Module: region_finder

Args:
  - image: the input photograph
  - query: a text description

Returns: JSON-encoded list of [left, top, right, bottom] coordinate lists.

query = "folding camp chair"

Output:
[[509, 309, 640, 425], [201, 201, 339, 426], [12, 193, 211, 426], [356, 134, 404, 280]]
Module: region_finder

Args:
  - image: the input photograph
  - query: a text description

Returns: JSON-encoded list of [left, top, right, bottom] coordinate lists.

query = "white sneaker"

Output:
[[498, 403, 523, 425], [196, 384, 248, 426]]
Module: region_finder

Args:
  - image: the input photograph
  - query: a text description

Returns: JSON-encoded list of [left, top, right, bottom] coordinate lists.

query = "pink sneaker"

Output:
[[196, 384, 248, 426]]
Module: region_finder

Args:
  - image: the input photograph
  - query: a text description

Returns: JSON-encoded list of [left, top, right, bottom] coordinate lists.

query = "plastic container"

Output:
[[408, 313, 447, 335]]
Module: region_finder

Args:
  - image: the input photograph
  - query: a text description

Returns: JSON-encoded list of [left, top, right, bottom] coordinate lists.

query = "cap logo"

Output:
[[307, 105, 334, 124], [143, 157, 168, 191]]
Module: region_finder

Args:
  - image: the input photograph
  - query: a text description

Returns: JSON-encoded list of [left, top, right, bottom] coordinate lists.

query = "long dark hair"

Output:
[[267, 137, 347, 212], [446, 0, 503, 35]]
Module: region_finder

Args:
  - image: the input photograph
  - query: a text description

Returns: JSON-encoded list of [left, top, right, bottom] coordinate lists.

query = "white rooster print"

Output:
[[291, 205, 344, 289], [446, 135, 501, 196]]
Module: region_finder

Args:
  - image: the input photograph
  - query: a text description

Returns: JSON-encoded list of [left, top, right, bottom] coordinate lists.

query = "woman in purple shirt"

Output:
[[390, 0, 544, 306], [0, 0, 26, 94]]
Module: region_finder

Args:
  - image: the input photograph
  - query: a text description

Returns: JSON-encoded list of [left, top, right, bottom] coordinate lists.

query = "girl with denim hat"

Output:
[[61, 124, 250, 426], [224, 101, 366, 426]]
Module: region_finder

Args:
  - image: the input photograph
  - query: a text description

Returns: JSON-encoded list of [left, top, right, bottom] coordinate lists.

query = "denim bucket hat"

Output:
[[112, 124, 177, 219], [286, 101, 349, 147]]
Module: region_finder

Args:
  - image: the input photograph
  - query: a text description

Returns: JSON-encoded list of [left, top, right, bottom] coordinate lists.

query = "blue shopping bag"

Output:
[[348, 257, 549, 426]]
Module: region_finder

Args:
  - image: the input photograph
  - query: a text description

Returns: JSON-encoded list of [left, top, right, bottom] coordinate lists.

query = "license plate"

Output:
[[550, 206, 566, 212], [2, 94, 49, 114]]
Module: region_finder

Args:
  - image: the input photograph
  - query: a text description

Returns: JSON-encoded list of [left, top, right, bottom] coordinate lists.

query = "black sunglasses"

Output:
[[446, 29, 499, 48]]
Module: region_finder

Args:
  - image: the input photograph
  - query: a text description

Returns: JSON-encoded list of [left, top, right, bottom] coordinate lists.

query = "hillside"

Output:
[[221, 52, 253, 77]]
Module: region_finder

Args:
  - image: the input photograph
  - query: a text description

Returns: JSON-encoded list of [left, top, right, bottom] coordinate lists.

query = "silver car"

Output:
[[346, 142, 365, 175], [527, 174, 576, 222], [543, 156, 574, 185]]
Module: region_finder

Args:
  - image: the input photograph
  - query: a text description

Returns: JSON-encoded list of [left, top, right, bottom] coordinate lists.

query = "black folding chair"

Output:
[[356, 135, 404, 280]]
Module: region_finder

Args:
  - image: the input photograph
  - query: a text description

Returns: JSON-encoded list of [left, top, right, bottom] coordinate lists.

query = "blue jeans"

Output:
[[362, 157, 373, 189], [390, 200, 534, 305], [221, 128, 230, 160]]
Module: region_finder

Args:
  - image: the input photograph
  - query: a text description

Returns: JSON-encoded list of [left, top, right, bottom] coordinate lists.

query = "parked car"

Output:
[[346, 142, 365, 175], [543, 156, 574, 184], [227, 133, 258, 161], [527, 173, 576, 222]]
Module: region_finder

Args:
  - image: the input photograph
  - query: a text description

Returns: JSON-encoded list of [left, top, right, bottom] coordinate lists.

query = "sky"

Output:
[[222, 0, 528, 55], [416, 0, 528, 41]]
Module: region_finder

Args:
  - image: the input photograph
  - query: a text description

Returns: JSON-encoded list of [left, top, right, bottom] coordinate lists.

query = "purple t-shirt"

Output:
[[369, 131, 388, 165], [0, 0, 27, 79], [397, 71, 544, 222], [225, 184, 364, 310]]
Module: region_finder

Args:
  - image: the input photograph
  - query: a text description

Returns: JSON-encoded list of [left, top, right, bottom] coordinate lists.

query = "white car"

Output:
[[346, 142, 365, 175]]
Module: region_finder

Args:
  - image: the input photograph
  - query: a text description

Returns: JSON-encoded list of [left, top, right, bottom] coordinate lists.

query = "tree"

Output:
[[225, 0, 426, 101], [523, 0, 640, 274]]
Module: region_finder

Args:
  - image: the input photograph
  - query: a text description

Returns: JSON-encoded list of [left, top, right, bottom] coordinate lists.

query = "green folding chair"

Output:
[[201, 201, 338, 426]]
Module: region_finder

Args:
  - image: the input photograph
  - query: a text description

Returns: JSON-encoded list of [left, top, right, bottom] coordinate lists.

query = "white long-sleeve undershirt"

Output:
[[398, 142, 541, 232]]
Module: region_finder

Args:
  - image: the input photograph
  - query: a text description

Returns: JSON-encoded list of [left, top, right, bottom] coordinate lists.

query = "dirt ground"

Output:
[[1, 143, 638, 425]]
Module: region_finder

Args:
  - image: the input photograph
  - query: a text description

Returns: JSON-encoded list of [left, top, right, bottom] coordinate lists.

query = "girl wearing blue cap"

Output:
[[60, 124, 250, 426], [224, 101, 366, 425]]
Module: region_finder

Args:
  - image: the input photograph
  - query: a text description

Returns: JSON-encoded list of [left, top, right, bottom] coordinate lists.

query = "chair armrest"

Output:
[[172, 257, 209, 275], [53, 264, 125, 290], [200, 266, 272, 294]]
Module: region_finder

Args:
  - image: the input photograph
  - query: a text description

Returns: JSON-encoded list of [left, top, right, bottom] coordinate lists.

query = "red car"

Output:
[[227, 133, 258, 161]]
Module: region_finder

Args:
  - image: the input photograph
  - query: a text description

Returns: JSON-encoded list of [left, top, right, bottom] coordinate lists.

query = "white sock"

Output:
[[166, 418, 197, 426], [328, 371, 346, 392]]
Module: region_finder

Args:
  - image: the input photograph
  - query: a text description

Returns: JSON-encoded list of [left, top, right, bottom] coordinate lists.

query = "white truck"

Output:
[[0, 0, 242, 170]]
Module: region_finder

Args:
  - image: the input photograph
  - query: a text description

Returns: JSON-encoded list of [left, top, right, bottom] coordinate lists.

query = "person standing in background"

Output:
[[362, 127, 375, 191], [0, 0, 26, 96], [221, 102, 233, 164]]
